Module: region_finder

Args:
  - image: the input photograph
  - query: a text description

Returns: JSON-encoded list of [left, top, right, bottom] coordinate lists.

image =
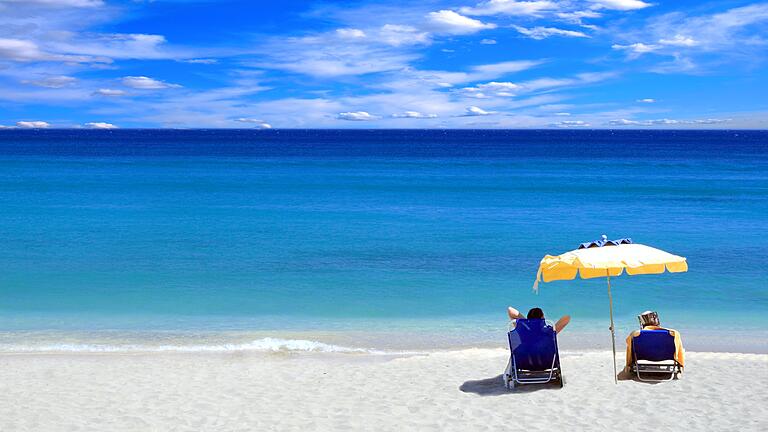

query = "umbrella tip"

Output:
[[601, 234, 608, 241]]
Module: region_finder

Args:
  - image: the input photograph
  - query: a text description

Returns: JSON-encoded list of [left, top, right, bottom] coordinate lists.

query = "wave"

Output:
[[0, 337, 391, 354]]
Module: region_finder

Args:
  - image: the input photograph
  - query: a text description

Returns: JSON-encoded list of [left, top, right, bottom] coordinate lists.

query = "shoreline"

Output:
[[1, 327, 766, 355]]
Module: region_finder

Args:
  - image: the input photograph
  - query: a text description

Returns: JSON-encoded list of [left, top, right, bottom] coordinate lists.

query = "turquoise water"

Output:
[[0, 130, 766, 352]]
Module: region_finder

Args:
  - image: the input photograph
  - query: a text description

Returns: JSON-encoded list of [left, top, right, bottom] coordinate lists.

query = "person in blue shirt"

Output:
[[507, 306, 571, 333]]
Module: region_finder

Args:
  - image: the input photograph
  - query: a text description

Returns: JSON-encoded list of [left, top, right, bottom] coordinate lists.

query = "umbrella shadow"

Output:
[[459, 374, 563, 396]]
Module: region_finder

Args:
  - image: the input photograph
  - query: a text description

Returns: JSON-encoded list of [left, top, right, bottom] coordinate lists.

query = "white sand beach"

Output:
[[1, 349, 765, 431]]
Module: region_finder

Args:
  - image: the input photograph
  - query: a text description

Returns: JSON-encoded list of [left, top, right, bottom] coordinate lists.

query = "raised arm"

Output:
[[554, 315, 571, 333], [507, 306, 524, 321]]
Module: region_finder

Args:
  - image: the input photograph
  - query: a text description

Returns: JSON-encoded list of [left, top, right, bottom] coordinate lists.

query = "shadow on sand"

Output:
[[617, 368, 676, 384], [459, 375, 563, 396]]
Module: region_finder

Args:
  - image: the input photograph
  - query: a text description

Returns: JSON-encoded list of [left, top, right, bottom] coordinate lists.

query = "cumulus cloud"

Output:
[[22, 75, 77, 88], [16, 120, 50, 128], [460, 81, 520, 98], [391, 111, 437, 118], [337, 111, 378, 121], [590, 0, 651, 11], [637, 98, 655, 103], [460, 1, 556, 16], [121, 76, 181, 89], [480, 38, 497, 44], [236, 118, 272, 128], [93, 88, 127, 97], [512, 25, 590, 40], [84, 122, 117, 129], [427, 10, 496, 34], [462, 106, 496, 116]]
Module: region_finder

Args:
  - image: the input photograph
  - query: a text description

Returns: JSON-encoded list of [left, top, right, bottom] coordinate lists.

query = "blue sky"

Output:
[[0, 0, 766, 129]]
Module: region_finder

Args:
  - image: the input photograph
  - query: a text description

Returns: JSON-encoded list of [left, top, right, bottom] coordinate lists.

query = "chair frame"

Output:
[[502, 322, 563, 389], [630, 332, 683, 382]]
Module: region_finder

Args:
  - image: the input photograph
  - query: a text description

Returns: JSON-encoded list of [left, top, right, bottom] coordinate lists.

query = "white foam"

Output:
[[0, 337, 390, 354]]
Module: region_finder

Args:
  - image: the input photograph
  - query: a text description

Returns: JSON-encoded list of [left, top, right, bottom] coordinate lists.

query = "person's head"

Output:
[[638, 310, 660, 328], [527, 307, 545, 319]]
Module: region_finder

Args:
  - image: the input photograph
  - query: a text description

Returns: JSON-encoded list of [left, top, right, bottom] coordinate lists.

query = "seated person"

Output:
[[507, 306, 571, 334], [624, 310, 685, 372]]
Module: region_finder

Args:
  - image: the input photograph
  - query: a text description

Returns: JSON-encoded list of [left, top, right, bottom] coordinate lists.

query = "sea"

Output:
[[0, 129, 766, 354]]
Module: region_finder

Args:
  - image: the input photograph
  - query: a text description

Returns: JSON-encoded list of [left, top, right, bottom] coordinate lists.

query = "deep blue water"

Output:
[[0, 129, 766, 351]]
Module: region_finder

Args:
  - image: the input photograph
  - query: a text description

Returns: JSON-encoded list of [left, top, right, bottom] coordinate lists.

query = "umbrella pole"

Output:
[[606, 272, 618, 384]]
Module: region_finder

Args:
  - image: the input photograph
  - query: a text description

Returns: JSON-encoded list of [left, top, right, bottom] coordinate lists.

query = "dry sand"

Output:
[[1, 349, 766, 431]]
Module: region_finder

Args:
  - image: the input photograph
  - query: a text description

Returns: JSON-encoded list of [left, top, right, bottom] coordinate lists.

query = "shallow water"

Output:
[[0, 129, 766, 352]]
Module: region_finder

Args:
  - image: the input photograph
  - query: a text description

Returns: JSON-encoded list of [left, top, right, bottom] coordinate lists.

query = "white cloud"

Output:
[[460, 81, 520, 98], [480, 38, 497, 44], [378, 24, 430, 46], [336, 28, 366, 39], [556, 10, 602, 23], [609, 118, 730, 126], [253, 28, 420, 77], [337, 111, 378, 121], [0, 38, 99, 63], [512, 25, 590, 40], [469, 60, 545, 78], [427, 10, 496, 34], [518, 71, 616, 93], [236, 118, 272, 128], [2, 0, 103, 7], [462, 106, 496, 116], [553, 120, 590, 127], [611, 42, 658, 58], [658, 34, 698, 47], [182, 58, 218, 64], [460, 1, 556, 16], [16, 120, 50, 128], [609, 3, 768, 71], [590, 0, 651, 11], [22, 75, 76, 88], [93, 88, 126, 97], [45, 33, 178, 61], [84, 121, 117, 129], [121, 76, 181, 90], [391, 111, 437, 118], [637, 98, 655, 103], [555, 112, 571, 116]]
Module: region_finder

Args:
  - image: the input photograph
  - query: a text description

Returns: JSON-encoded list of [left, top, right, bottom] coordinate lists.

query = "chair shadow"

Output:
[[459, 375, 562, 396], [617, 368, 673, 385]]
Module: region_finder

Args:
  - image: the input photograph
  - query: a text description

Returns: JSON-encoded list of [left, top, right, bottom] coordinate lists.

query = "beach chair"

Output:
[[503, 318, 563, 389], [630, 329, 682, 381]]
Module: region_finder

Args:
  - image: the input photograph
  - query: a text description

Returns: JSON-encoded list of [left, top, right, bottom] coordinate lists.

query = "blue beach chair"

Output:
[[503, 319, 563, 389], [630, 329, 682, 381]]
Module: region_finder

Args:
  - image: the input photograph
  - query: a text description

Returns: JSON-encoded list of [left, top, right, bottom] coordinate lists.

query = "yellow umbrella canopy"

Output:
[[535, 242, 688, 288], [533, 236, 688, 382]]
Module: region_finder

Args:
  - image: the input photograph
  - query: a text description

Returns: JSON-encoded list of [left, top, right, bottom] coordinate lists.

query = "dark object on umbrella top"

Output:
[[578, 235, 633, 249]]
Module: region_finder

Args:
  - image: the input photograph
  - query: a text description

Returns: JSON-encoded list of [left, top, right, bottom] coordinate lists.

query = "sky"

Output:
[[0, 0, 767, 129]]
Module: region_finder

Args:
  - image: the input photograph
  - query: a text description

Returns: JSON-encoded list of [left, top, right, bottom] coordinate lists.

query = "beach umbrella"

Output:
[[533, 235, 688, 383]]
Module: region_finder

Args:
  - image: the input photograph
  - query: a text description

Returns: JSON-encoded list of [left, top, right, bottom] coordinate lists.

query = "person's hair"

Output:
[[527, 307, 544, 319]]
